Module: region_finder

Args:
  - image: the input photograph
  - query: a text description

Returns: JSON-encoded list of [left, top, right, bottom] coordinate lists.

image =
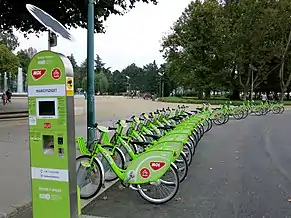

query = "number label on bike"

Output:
[[150, 161, 165, 171], [140, 168, 150, 179]]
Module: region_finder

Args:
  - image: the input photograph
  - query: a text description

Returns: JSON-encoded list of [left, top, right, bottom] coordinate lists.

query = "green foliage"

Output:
[[0, 44, 20, 76], [161, 0, 291, 101], [1, 0, 157, 34], [67, 54, 82, 90], [159, 96, 291, 105], [95, 71, 109, 94], [0, 31, 19, 51], [17, 50, 31, 75]]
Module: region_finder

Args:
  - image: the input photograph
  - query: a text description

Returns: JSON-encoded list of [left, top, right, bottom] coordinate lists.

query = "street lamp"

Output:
[[126, 76, 130, 93], [87, 0, 95, 145], [158, 72, 165, 98], [249, 64, 257, 100]]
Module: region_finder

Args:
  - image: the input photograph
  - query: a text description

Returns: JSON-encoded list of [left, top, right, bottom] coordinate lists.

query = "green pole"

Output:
[[87, 0, 95, 146]]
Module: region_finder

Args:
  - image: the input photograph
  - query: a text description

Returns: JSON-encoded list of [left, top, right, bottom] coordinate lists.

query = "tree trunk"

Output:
[[230, 88, 240, 100], [198, 90, 203, 100], [280, 88, 285, 101], [204, 90, 211, 99], [243, 86, 248, 101]]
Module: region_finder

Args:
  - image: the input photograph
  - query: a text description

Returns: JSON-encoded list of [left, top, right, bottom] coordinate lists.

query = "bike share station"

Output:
[[26, 4, 99, 218]]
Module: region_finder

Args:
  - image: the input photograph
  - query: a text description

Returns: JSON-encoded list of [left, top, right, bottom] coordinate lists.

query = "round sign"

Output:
[[140, 168, 150, 179], [51, 68, 61, 80]]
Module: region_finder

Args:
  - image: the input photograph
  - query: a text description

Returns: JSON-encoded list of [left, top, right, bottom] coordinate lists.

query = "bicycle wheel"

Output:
[[76, 155, 103, 199], [188, 136, 197, 154], [99, 145, 126, 182], [213, 111, 225, 125], [198, 124, 205, 136], [233, 108, 244, 120], [206, 118, 213, 132], [183, 143, 192, 166], [174, 151, 188, 182], [241, 109, 248, 119], [137, 163, 180, 204], [279, 106, 284, 114], [192, 130, 200, 146], [222, 113, 229, 124], [272, 105, 284, 114]]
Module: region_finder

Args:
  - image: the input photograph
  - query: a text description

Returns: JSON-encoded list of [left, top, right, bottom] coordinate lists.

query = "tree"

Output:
[[142, 61, 159, 94], [17, 50, 30, 75], [0, 44, 20, 76], [162, 0, 227, 99], [25, 47, 37, 58], [0, 31, 19, 51], [94, 54, 105, 73], [107, 70, 127, 94], [0, 0, 157, 34], [78, 58, 88, 90], [95, 71, 109, 94], [67, 54, 81, 90]]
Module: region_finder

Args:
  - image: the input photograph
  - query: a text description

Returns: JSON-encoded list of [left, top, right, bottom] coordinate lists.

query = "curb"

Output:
[[1, 202, 32, 218], [4, 179, 119, 218]]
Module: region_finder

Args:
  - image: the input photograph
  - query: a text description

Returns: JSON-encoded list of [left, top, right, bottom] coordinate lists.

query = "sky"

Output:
[[15, 0, 192, 71]]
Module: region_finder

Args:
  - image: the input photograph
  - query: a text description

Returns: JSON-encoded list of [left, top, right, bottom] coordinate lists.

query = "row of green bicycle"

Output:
[[198, 100, 284, 125], [75, 105, 222, 204]]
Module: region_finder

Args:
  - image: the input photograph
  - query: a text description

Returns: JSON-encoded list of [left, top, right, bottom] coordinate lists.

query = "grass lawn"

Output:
[[158, 96, 291, 105]]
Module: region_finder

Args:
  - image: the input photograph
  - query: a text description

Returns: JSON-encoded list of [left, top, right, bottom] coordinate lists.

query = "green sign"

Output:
[[27, 50, 78, 218]]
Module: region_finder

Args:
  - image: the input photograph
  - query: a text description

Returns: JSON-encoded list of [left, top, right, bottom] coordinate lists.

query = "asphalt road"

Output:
[[81, 111, 291, 218]]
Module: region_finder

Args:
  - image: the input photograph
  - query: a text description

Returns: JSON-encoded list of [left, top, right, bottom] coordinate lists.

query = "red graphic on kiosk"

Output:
[[44, 123, 51, 129], [51, 68, 61, 80], [150, 161, 166, 171], [140, 168, 150, 179], [31, 69, 46, 80]]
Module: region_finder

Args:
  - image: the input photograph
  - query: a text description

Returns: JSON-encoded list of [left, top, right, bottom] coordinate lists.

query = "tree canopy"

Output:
[[0, 0, 157, 34], [161, 0, 291, 100]]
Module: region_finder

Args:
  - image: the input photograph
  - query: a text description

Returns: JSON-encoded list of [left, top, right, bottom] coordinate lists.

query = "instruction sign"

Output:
[[66, 77, 74, 96]]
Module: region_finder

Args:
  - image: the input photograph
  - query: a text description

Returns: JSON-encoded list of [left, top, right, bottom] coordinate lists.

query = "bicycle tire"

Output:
[[206, 118, 213, 132], [174, 151, 189, 183], [137, 163, 180, 204], [233, 109, 244, 120], [222, 113, 229, 124], [102, 145, 126, 182], [76, 155, 103, 199], [183, 143, 193, 166]]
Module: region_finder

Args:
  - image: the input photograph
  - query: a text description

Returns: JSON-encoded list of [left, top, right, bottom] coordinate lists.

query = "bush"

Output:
[[159, 97, 291, 105]]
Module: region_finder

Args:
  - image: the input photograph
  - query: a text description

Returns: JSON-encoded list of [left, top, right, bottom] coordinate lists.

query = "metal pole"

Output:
[[159, 77, 162, 97], [251, 70, 254, 100], [87, 0, 95, 146], [48, 30, 51, 50], [162, 78, 164, 98]]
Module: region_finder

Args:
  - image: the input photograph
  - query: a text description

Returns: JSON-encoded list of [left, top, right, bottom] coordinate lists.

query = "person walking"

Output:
[[2, 91, 7, 105], [6, 89, 12, 103]]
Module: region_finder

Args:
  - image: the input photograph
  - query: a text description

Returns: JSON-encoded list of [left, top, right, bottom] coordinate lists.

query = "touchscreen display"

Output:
[[38, 101, 56, 116]]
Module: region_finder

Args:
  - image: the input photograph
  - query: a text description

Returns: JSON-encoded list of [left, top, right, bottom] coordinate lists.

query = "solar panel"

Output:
[[26, 4, 73, 41]]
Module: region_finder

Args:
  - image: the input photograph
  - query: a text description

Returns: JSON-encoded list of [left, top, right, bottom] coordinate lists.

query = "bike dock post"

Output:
[[27, 50, 79, 218]]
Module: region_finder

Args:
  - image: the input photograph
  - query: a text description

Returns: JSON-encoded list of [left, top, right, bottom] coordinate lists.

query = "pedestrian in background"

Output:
[[2, 91, 7, 105]]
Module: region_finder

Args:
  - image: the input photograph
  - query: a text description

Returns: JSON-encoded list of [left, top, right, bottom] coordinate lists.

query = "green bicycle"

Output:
[[76, 124, 180, 204]]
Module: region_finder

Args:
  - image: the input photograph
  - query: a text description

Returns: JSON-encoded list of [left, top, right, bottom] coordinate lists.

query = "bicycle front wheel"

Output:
[[137, 163, 180, 204], [76, 155, 103, 199]]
